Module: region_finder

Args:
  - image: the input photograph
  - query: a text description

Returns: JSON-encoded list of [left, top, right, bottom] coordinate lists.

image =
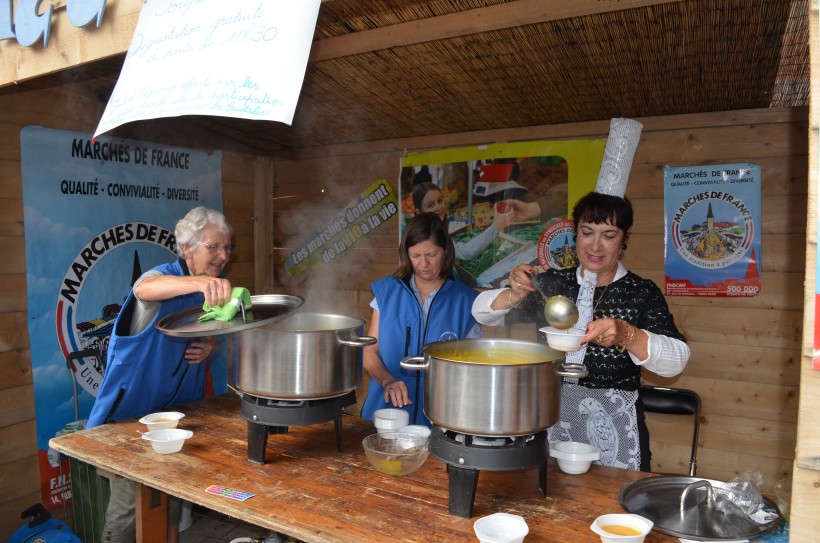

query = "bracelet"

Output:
[[507, 288, 521, 309], [616, 321, 636, 353]]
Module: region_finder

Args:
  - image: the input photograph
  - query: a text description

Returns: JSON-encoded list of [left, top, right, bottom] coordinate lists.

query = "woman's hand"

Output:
[[584, 318, 636, 351], [382, 379, 412, 408], [497, 264, 535, 309], [199, 277, 232, 307], [493, 201, 515, 231], [185, 338, 217, 364], [506, 199, 542, 223], [362, 309, 413, 408], [583, 317, 617, 347]]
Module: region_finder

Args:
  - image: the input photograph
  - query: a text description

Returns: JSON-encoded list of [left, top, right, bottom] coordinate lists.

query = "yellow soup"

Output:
[[431, 347, 544, 364], [151, 418, 173, 423], [601, 524, 642, 536]]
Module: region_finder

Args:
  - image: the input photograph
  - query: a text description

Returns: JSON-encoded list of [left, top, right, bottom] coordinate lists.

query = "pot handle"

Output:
[[338, 336, 378, 348], [555, 360, 589, 379], [227, 383, 243, 398], [400, 355, 429, 371]]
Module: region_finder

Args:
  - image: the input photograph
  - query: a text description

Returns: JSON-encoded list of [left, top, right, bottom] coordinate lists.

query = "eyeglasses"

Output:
[[195, 241, 235, 254]]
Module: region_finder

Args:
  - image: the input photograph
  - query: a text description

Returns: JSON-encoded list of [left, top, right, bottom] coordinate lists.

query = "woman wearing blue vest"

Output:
[[361, 212, 481, 427], [87, 206, 234, 543]]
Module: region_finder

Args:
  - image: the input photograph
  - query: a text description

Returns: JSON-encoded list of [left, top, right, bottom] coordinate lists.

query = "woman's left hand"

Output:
[[584, 318, 628, 348], [185, 338, 217, 364], [383, 379, 412, 408]]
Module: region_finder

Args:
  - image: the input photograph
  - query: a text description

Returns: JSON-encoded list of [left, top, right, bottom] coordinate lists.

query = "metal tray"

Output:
[[618, 476, 782, 541], [155, 294, 304, 337]]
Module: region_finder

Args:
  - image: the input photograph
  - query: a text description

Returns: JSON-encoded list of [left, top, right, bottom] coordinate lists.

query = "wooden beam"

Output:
[[795, 0, 820, 537], [309, 0, 683, 61]]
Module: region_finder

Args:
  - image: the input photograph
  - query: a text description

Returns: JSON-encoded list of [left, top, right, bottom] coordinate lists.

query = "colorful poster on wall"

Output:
[[663, 163, 762, 297], [95, 0, 321, 138], [400, 140, 605, 288], [20, 126, 223, 509], [283, 180, 399, 277]]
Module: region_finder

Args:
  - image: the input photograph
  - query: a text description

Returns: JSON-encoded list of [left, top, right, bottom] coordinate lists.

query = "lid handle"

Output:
[[680, 479, 713, 512]]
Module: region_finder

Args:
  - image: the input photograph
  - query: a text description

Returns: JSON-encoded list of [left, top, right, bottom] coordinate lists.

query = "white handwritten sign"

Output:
[[94, 0, 320, 138]]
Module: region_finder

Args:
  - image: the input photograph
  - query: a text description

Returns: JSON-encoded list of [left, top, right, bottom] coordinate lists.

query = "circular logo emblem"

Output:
[[670, 193, 754, 269], [537, 220, 578, 270], [56, 222, 176, 396]]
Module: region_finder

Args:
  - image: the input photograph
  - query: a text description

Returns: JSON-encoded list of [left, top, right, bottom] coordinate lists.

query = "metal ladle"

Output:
[[525, 271, 579, 330]]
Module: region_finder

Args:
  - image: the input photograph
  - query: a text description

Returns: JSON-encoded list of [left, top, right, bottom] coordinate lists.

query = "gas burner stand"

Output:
[[429, 425, 549, 518], [239, 390, 356, 464]]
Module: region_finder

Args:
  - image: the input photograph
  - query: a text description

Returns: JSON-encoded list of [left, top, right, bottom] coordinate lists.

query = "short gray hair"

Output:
[[174, 207, 232, 257]]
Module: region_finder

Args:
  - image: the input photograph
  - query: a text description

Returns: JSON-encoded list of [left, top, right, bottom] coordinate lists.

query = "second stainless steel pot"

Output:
[[400, 338, 587, 436], [233, 312, 376, 400]]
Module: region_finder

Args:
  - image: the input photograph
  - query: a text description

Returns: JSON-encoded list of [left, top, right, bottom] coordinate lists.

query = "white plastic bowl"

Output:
[[474, 512, 529, 543], [374, 408, 410, 435], [397, 425, 431, 440], [138, 411, 185, 431], [550, 441, 601, 474], [590, 513, 653, 543], [141, 429, 193, 454], [540, 326, 585, 352]]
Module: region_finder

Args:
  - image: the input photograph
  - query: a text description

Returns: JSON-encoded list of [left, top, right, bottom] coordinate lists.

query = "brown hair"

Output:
[[394, 212, 455, 280], [572, 192, 633, 247], [411, 182, 442, 214]]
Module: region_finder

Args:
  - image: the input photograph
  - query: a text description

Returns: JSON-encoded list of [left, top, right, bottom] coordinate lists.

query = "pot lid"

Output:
[[155, 294, 304, 337], [618, 476, 782, 541]]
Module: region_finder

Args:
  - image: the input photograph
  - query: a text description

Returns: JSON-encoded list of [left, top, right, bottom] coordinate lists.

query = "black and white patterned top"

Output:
[[509, 267, 687, 390]]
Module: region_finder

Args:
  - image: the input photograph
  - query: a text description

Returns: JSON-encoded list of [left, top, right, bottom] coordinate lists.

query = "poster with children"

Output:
[[400, 140, 606, 288]]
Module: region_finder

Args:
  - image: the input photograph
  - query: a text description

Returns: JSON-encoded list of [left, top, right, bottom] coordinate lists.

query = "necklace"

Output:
[[593, 283, 611, 315]]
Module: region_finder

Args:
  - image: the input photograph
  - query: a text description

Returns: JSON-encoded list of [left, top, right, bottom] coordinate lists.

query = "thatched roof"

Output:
[[10, 0, 810, 153]]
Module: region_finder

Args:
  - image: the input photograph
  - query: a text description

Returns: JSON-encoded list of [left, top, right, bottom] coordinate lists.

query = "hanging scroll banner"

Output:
[[94, 0, 320, 138]]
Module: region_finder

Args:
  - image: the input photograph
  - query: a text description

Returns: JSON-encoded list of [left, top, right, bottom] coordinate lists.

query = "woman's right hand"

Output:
[[382, 378, 412, 408], [506, 199, 542, 222], [199, 276, 232, 307], [507, 264, 536, 305], [494, 201, 515, 230]]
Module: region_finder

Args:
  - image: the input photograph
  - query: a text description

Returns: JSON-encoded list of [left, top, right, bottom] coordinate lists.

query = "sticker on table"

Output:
[[206, 485, 255, 501]]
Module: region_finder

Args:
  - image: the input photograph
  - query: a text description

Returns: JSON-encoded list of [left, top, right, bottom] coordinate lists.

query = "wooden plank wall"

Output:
[[270, 107, 807, 494], [0, 82, 258, 539]]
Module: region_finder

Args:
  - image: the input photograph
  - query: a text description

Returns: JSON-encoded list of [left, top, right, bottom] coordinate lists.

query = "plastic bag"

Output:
[[714, 470, 764, 516]]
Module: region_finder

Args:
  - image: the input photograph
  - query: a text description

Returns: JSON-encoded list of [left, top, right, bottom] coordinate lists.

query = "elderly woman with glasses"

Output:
[[87, 206, 233, 543]]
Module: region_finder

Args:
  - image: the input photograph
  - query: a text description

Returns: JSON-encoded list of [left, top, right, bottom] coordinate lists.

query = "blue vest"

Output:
[[86, 260, 206, 428], [361, 276, 478, 426]]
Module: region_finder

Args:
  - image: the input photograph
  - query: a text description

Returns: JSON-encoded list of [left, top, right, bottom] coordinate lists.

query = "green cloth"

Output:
[[198, 287, 251, 322]]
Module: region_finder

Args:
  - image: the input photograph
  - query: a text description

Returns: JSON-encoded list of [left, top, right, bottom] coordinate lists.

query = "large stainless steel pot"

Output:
[[400, 338, 587, 437], [232, 312, 376, 400]]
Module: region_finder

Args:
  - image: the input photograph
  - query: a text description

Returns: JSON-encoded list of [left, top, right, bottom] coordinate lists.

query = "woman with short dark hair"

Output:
[[473, 192, 690, 471]]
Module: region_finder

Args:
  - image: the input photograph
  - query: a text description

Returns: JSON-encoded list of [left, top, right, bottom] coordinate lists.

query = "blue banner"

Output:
[[21, 126, 223, 507]]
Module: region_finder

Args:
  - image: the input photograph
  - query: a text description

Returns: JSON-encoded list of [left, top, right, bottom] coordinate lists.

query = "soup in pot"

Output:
[[430, 347, 546, 365]]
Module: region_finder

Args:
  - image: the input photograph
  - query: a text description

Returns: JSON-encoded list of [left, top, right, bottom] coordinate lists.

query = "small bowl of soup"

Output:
[[139, 411, 185, 431], [590, 514, 653, 543]]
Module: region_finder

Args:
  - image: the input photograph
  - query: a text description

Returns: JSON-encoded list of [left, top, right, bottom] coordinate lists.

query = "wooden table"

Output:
[[50, 393, 678, 543]]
